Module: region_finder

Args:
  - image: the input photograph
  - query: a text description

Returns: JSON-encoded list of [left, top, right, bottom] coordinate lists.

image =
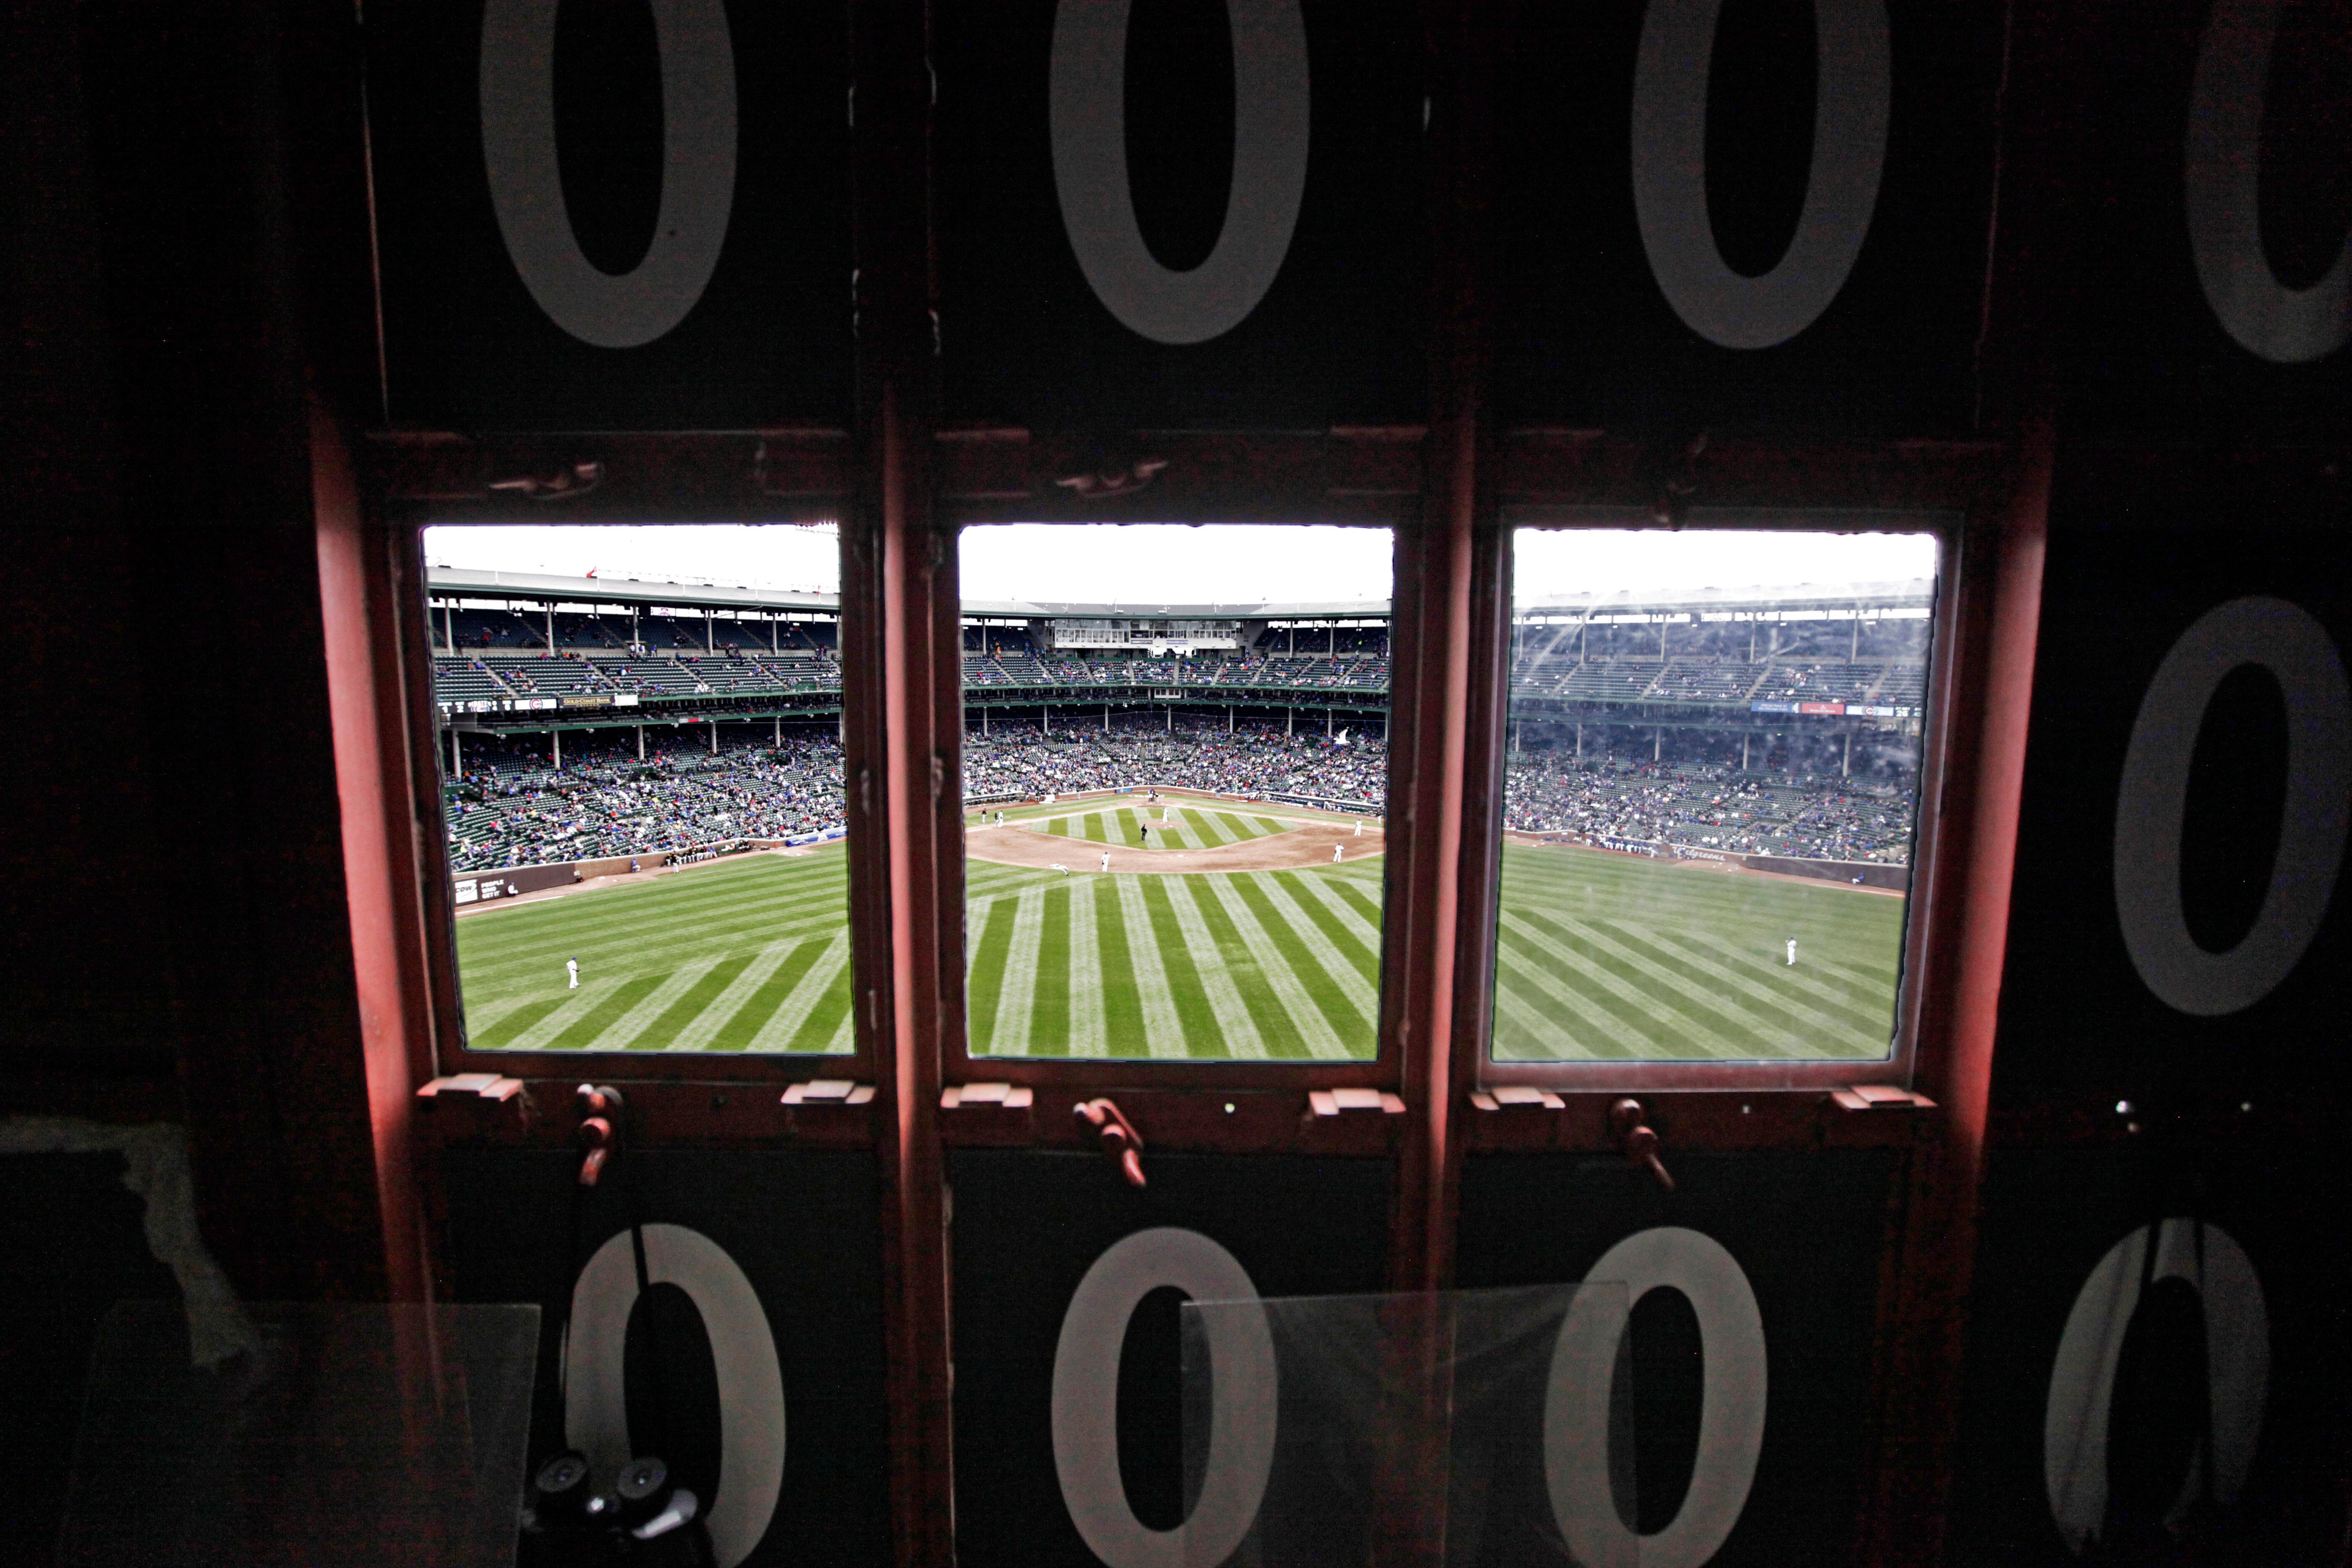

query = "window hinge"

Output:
[[940, 1081, 1034, 1109], [781, 1079, 875, 1106], [1309, 1088, 1406, 1116], [1829, 1085, 1937, 1112]]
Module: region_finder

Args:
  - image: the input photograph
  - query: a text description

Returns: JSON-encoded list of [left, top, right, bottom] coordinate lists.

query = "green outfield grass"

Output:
[[456, 848, 854, 1054], [966, 856, 1385, 1058], [453, 835, 1902, 1061], [1491, 843, 1903, 1060], [1029, 805, 1288, 850]]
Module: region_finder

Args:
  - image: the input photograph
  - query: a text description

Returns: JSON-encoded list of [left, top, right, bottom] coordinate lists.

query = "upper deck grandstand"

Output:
[[430, 569, 1929, 874]]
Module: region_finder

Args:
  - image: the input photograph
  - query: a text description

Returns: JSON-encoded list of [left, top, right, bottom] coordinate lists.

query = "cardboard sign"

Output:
[[1956, 1144, 2350, 1565], [366, 0, 851, 429], [947, 1150, 1391, 1568], [934, 0, 1427, 431], [1456, 1150, 1899, 1567], [1992, 452, 2352, 1107], [1496, 0, 2001, 435], [2062, 0, 2352, 439], [439, 1148, 889, 1567]]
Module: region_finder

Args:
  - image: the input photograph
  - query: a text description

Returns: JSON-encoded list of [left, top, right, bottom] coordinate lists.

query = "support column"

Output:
[[1844, 731, 1853, 776], [637, 725, 645, 762], [442, 601, 454, 653], [552, 728, 560, 769], [451, 727, 460, 775], [1228, 705, 1233, 733], [775, 715, 782, 746], [1043, 708, 1050, 736], [1286, 707, 1293, 736], [710, 723, 718, 755], [545, 603, 553, 649], [1166, 705, 1171, 733], [1654, 727, 1661, 761]]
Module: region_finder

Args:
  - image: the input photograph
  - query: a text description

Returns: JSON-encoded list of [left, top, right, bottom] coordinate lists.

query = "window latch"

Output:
[[1075, 1098, 1147, 1188], [1611, 1098, 1675, 1192], [576, 1083, 624, 1186]]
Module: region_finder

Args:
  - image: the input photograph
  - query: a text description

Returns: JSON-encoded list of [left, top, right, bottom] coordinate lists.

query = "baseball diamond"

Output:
[[451, 821, 1901, 1060]]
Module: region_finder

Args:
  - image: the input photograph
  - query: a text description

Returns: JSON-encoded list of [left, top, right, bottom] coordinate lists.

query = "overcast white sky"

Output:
[[425, 524, 842, 593], [1514, 528, 1938, 602], [424, 522, 1937, 604]]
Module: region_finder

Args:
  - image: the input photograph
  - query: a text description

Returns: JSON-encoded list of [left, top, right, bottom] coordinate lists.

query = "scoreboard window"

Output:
[[1490, 526, 1941, 1068], [422, 525, 857, 1056], [958, 524, 1393, 1062]]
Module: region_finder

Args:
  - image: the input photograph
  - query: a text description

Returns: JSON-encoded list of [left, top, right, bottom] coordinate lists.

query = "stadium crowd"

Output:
[[441, 713, 1914, 872], [963, 716, 1386, 805], [1501, 756, 1916, 864], [444, 730, 848, 871]]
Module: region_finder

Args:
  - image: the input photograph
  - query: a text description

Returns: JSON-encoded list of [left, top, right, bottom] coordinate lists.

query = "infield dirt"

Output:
[[967, 818, 1383, 874]]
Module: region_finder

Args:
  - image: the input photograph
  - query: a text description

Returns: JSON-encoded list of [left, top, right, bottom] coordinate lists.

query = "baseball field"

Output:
[[453, 798, 1902, 1061]]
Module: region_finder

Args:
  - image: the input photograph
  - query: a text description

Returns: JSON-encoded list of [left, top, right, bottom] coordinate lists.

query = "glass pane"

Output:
[[1175, 1284, 1634, 1568], [1494, 526, 1939, 1063], [960, 524, 1391, 1060], [62, 1301, 540, 1568], [425, 525, 854, 1054]]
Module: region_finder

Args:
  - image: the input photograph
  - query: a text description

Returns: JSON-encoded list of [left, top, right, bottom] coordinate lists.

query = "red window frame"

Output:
[[935, 514, 1418, 1096], [384, 487, 880, 1093], [1470, 504, 1965, 1095]]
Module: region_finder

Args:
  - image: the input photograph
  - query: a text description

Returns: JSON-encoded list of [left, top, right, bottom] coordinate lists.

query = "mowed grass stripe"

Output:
[[744, 934, 853, 1051], [1532, 915, 1802, 1058], [1498, 912, 1741, 1058], [1269, 872, 1380, 984], [1180, 879, 1314, 1059], [1086, 880, 1147, 1057], [1217, 877, 1358, 1055], [668, 942, 795, 1052], [468, 995, 567, 1049], [456, 855, 848, 979], [988, 886, 1049, 1057], [706, 937, 832, 1051], [1065, 879, 1108, 1057], [1134, 878, 1233, 1057], [1113, 876, 1190, 1057], [1491, 946, 1636, 1060], [1155, 878, 1274, 1058], [1243, 876, 1377, 1036], [620, 953, 757, 1050], [1029, 884, 1073, 1056], [540, 975, 671, 1052], [966, 898, 1019, 1056], [1635, 924, 1895, 1047]]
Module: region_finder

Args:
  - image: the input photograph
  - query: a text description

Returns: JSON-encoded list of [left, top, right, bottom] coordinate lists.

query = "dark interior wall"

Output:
[[3, 0, 390, 1300]]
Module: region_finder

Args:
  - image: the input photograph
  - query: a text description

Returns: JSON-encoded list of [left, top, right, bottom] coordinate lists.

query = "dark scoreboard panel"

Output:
[[364, 0, 851, 430], [439, 1148, 890, 1568], [946, 1150, 1392, 1568], [1456, 1150, 1899, 1568], [1956, 1145, 2351, 1566], [1495, 0, 2002, 436], [1991, 453, 2352, 1109], [2063, 0, 2352, 441], [933, 0, 1428, 431]]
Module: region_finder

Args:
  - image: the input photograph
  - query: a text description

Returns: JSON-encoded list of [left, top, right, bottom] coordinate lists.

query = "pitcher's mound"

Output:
[[970, 821, 1382, 874]]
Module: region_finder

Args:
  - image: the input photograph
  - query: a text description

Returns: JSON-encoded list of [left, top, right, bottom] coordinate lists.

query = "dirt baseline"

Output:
[[968, 819, 1383, 874]]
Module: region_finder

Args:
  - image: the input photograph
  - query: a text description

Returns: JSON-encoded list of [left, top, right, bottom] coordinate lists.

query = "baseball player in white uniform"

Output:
[[566, 958, 580, 989]]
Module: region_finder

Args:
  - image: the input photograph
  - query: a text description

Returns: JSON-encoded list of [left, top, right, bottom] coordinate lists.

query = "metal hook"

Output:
[[1076, 1098, 1147, 1187], [1611, 1098, 1675, 1192]]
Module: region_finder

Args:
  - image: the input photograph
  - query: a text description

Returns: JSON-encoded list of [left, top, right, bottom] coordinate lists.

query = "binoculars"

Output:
[[522, 1449, 715, 1567]]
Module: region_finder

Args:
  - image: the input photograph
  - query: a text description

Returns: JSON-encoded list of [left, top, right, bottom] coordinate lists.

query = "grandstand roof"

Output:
[[1517, 579, 1933, 616], [430, 567, 1932, 621], [429, 567, 838, 612], [428, 566, 1391, 619]]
